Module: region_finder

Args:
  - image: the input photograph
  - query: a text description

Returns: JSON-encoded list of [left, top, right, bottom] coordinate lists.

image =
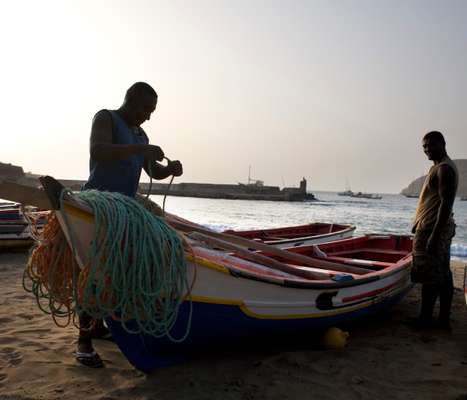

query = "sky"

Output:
[[0, 0, 466, 193]]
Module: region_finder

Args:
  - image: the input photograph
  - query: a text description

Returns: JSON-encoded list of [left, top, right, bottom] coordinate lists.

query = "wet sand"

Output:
[[0, 252, 466, 400]]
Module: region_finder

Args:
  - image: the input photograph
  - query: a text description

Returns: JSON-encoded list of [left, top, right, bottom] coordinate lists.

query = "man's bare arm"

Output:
[[90, 111, 163, 162]]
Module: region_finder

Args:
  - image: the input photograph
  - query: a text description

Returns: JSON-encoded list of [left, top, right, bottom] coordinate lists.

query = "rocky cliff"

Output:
[[401, 159, 467, 197]]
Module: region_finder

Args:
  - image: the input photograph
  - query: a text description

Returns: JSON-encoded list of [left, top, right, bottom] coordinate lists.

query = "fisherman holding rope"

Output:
[[78, 82, 183, 367]]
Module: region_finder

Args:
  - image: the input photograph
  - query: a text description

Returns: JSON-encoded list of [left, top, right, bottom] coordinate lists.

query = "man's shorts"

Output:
[[411, 221, 455, 285]]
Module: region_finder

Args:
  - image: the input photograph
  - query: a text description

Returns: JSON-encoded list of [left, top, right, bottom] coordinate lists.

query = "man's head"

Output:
[[422, 131, 447, 161], [122, 82, 158, 126]]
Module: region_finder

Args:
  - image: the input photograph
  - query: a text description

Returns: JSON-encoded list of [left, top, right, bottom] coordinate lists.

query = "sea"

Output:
[[151, 192, 467, 262]]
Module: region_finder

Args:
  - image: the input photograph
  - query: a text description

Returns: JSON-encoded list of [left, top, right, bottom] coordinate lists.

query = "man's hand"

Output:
[[426, 234, 438, 256], [143, 145, 164, 162], [168, 160, 183, 177]]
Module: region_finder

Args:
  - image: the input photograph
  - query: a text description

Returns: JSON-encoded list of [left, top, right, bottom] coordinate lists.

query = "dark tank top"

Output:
[[83, 110, 149, 197], [413, 156, 458, 230]]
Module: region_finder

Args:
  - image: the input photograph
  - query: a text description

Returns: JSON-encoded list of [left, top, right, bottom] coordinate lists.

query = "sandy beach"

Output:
[[0, 252, 466, 400]]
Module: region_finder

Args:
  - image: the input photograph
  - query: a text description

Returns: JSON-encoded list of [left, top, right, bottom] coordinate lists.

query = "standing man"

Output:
[[77, 82, 183, 367], [410, 131, 458, 330]]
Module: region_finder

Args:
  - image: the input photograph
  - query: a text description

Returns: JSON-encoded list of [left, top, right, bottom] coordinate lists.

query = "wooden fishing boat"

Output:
[[34, 176, 413, 372], [0, 207, 48, 223], [0, 208, 31, 250], [0, 238, 34, 249], [0, 208, 47, 250], [224, 222, 356, 249], [0, 208, 23, 221], [0, 226, 34, 249], [0, 202, 20, 209], [0, 221, 28, 235]]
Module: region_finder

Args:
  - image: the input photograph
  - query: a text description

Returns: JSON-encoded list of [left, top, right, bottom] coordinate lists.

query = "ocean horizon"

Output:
[[151, 190, 467, 262]]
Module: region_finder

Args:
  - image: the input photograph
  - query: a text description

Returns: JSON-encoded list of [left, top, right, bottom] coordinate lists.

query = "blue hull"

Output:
[[106, 287, 411, 372]]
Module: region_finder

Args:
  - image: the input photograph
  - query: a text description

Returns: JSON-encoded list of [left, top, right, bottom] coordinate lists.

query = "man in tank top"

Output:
[[77, 82, 183, 367], [410, 131, 458, 331]]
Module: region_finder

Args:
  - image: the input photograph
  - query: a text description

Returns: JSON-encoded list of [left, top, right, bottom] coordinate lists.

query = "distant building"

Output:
[[0, 162, 24, 180]]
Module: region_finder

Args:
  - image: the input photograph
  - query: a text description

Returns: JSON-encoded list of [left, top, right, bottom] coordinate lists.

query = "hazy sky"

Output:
[[1, 0, 466, 193]]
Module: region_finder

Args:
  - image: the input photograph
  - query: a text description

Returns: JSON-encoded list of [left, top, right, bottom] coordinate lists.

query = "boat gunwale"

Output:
[[225, 223, 357, 246], [263, 225, 356, 245], [211, 253, 411, 289]]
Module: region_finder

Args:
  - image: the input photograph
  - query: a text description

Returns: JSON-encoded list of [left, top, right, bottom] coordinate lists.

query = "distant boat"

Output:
[[350, 192, 382, 200], [240, 165, 265, 188], [337, 190, 354, 197], [403, 194, 419, 199], [338, 190, 382, 200], [337, 179, 381, 199], [461, 196, 467, 201], [338, 179, 353, 196]]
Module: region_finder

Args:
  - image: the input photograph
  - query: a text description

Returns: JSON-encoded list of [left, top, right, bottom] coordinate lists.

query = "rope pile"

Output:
[[23, 190, 193, 341], [23, 212, 74, 327]]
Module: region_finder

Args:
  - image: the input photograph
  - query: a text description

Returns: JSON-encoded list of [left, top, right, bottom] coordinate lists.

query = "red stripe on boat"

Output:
[[342, 281, 400, 302]]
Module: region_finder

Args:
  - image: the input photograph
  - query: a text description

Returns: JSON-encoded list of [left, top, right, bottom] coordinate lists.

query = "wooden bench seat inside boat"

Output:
[[323, 256, 392, 271], [327, 248, 409, 263]]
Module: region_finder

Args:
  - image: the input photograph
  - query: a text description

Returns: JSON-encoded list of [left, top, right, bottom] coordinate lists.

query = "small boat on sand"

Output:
[[36, 176, 413, 372], [0, 202, 20, 209], [0, 208, 23, 221], [0, 221, 29, 235], [0, 230, 35, 250], [0, 206, 48, 250], [224, 222, 356, 249]]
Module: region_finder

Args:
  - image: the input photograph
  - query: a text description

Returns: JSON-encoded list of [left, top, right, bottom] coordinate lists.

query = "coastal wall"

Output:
[[0, 163, 314, 202], [47, 180, 313, 201], [139, 180, 315, 201], [48, 178, 314, 202], [401, 158, 467, 197]]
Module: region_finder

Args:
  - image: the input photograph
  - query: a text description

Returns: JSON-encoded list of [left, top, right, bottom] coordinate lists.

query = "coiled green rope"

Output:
[[26, 189, 193, 342]]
